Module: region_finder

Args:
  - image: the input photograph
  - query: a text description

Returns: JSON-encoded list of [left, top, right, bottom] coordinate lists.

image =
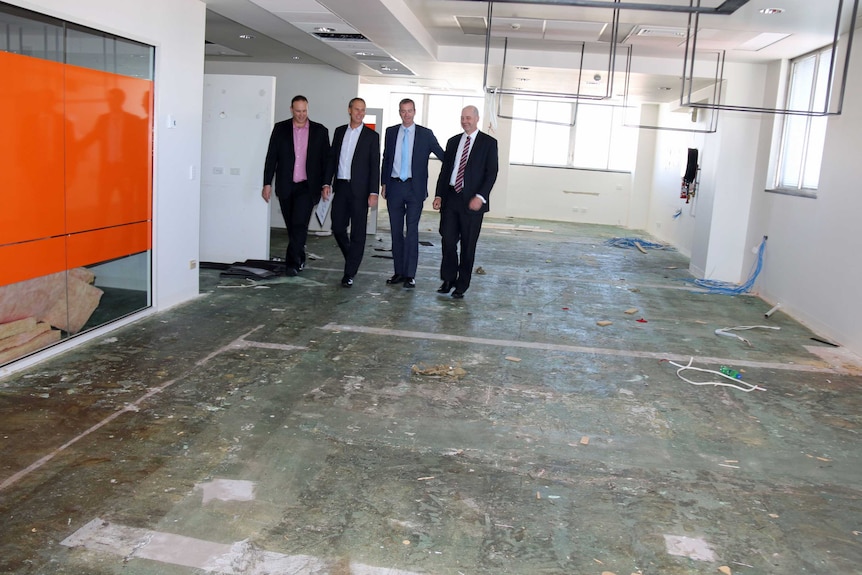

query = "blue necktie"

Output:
[[399, 128, 410, 180]]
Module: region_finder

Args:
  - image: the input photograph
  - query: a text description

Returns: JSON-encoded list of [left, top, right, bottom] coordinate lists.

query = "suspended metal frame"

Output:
[[483, 0, 628, 101], [462, 0, 750, 14], [681, 0, 858, 116]]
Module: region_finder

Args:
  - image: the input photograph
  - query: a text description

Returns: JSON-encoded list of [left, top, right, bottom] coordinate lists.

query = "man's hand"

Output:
[[432, 197, 442, 211], [468, 196, 483, 211], [380, 184, 386, 200], [368, 194, 379, 208], [262, 184, 272, 203], [322, 184, 331, 201]]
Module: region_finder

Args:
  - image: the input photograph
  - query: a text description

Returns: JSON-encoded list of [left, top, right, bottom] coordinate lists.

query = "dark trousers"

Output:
[[386, 178, 424, 278], [439, 190, 484, 293], [276, 181, 313, 270], [331, 179, 370, 278]]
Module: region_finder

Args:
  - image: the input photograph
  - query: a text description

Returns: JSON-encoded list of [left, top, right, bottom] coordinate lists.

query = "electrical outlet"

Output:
[[189, 260, 197, 270]]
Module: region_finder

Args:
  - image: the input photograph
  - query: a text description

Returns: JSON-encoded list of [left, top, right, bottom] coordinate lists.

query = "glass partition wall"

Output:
[[0, 2, 154, 366]]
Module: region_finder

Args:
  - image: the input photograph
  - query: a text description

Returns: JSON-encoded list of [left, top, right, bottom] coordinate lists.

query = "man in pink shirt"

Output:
[[262, 95, 330, 276]]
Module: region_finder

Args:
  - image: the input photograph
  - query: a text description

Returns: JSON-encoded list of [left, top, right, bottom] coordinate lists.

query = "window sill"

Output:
[[765, 187, 817, 199], [511, 162, 631, 174]]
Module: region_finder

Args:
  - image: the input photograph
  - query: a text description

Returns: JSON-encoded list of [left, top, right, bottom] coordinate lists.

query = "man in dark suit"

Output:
[[433, 105, 499, 299], [380, 98, 444, 289], [262, 95, 330, 276], [323, 98, 381, 288]]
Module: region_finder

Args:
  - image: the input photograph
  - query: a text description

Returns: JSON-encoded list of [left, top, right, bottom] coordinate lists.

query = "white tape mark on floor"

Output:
[[0, 325, 304, 493], [663, 534, 717, 562], [195, 479, 256, 504], [321, 323, 840, 374], [61, 518, 422, 575]]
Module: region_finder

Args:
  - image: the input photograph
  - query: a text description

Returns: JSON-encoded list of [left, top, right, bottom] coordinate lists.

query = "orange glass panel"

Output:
[[0, 238, 67, 287], [0, 52, 66, 246], [66, 223, 151, 269], [65, 66, 153, 234]]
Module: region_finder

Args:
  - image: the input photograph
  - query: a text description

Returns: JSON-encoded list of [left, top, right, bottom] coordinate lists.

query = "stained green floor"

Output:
[[1, 216, 860, 575]]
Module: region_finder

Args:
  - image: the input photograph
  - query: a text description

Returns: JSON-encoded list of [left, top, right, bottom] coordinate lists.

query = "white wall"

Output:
[[748, 34, 862, 355], [507, 166, 633, 224], [4, 1, 206, 302], [204, 61, 358, 228]]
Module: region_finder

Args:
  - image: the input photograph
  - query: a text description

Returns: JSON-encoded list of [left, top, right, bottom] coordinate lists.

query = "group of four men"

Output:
[[262, 96, 498, 299]]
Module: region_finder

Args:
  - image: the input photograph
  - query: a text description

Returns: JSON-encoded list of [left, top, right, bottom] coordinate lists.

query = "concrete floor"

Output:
[[1, 216, 860, 575]]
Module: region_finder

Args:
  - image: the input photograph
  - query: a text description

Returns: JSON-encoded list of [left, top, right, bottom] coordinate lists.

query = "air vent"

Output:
[[634, 26, 687, 38], [455, 15, 487, 36], [313, 32, 368, 41]]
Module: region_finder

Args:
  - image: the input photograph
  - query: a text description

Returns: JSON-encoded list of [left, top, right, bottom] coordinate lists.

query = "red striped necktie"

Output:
[[454, 134, 471, 192]]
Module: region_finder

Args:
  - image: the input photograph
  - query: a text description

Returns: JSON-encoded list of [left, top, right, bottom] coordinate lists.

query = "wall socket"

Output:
[[189, 260, 197, 270]]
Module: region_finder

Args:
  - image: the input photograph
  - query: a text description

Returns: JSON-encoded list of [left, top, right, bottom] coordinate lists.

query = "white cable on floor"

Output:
[[714, 325, 781, 347], [666, 357, 766, 392]]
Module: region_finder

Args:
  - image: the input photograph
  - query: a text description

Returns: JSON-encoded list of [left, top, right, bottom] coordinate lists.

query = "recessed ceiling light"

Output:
[[515, 66, 530, 70], [658, 86, 672, 91], [314, 26, 336, 33], [759, 8, 784, 15], [511, 23, 521, 30], [355, 51, 372, 56], [291, 56, 301, 60], [239, 34, 255, 40]]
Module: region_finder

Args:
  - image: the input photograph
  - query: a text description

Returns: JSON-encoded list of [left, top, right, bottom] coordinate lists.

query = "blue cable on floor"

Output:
[[604, 237, 674, 250], [692, 236, 767, 295]]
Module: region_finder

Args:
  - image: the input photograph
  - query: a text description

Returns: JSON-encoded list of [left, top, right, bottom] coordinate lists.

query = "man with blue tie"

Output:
[[380, 98, 444, 289], [433, 105, 499, 299]]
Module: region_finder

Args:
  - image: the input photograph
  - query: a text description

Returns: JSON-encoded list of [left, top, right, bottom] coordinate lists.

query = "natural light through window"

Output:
[[509, 98, 636, 171], [776, 46, 831, 192]]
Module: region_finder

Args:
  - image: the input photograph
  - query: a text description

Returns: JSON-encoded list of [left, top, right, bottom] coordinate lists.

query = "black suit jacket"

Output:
[[325, 124, 381, 198], [381, 124, 443, 197], [263, 118, 330, 201], [435, 130, 499, 214]]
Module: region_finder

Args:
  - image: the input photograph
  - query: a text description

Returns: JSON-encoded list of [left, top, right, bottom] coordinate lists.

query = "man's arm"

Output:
[[367, 129, 381, 208], [428, 128, 444, 161], [432, 136, 456, 210], [322, 126, 341, 201], [261, 124, 280, 202], [380, 126, 394, 190]]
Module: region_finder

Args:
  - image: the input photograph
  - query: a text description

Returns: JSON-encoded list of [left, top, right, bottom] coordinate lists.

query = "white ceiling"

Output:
[[202, 0, 860, 103]]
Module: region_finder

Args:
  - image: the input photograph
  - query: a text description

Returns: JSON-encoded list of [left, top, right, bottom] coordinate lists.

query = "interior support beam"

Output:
[[459, 0, 750, 15]]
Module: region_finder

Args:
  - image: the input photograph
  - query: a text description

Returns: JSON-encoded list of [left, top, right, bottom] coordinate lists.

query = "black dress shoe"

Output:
[[386, 274, 405, 285], [403, 278, 415, 288], [437, 281, 453, 294], [341, 275, 353, 288], [451, 290, 465, 299], [284, 267, 299, 277]]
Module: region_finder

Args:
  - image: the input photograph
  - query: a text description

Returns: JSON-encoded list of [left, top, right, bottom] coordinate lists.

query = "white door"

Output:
[[200, 74, 275, 263]]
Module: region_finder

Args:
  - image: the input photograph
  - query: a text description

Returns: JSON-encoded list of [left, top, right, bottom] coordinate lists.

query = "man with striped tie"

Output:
[[432, 105, 499, 299]]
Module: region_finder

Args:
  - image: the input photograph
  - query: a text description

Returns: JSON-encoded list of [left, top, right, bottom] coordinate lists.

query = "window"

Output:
[[425, 94, 485, 141], [775, 47, 832, 192], [509, 98, 636, 171]]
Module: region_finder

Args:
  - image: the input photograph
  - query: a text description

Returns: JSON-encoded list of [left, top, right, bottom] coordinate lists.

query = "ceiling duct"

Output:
[[313, 32, 368, 41]]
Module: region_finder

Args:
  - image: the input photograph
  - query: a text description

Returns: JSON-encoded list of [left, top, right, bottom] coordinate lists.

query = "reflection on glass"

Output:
[[0, 3, 154, 367]]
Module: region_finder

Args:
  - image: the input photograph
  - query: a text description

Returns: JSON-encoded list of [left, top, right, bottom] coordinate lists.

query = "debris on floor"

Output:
[[505, 356, 521, 362], [605, 237, 674, 251], [411, 363, 467, 379], [475, 266, 486, 275], [597, 320, 613, 327], [715, 325, 780, 346], [624, 308, 638, 315]]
